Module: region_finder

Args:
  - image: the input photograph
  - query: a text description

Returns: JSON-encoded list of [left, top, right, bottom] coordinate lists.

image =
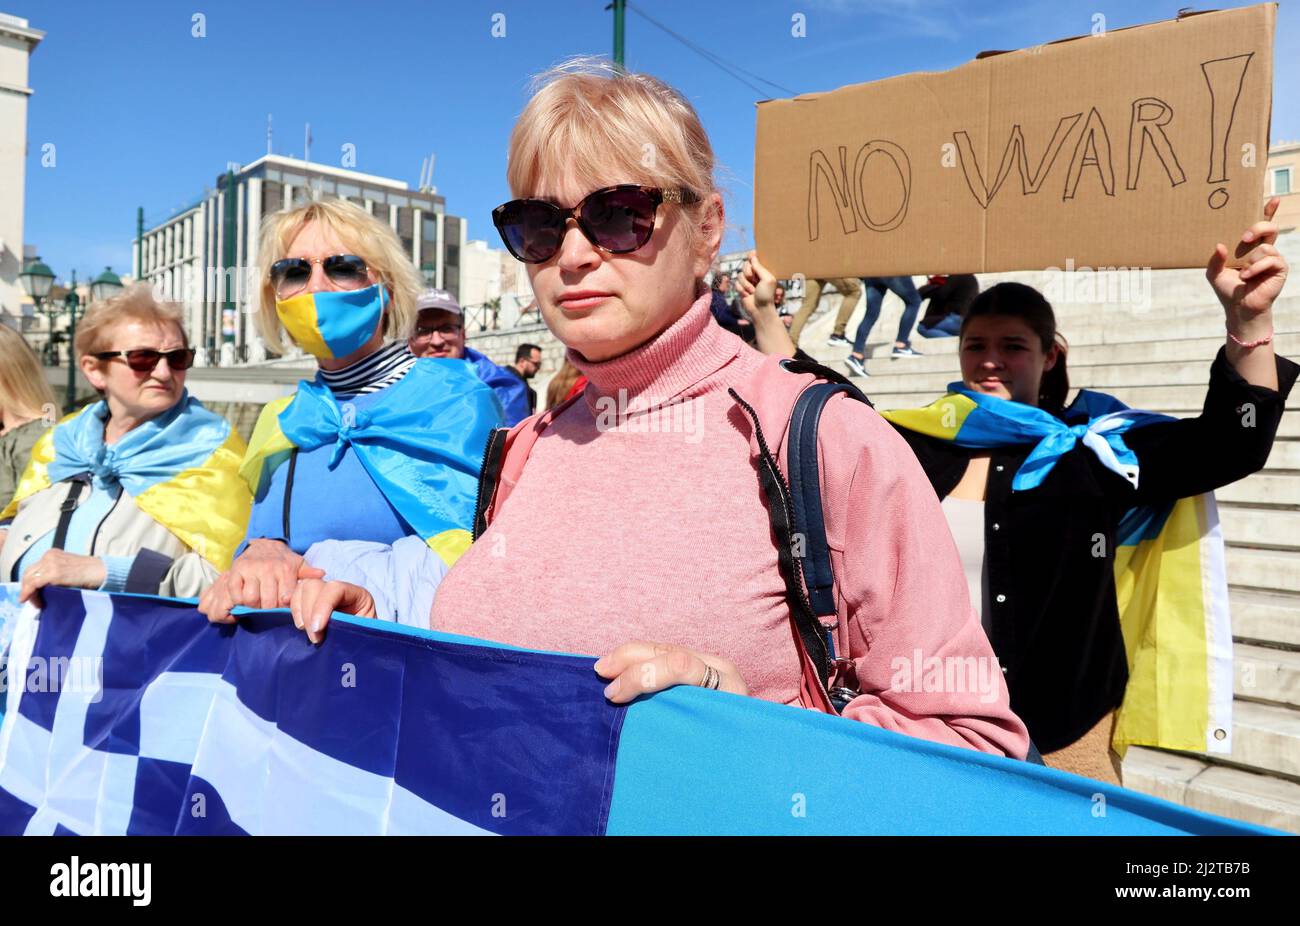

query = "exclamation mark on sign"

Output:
[[1200, 53, 1254, 210]]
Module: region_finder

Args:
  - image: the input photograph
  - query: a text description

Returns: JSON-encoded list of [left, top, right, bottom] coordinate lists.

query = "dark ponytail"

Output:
[[961, 282, 1070, 414]]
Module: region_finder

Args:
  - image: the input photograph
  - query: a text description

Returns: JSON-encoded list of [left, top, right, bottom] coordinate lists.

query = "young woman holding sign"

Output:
[[877, 198, 1295, 782]]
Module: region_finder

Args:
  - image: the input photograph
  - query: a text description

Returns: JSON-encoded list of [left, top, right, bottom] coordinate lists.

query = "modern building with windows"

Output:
[[134, 154, 466, 365]]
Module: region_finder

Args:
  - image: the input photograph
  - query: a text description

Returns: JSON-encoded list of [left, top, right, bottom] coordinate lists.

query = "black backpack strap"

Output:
[[787, 382, 864, 619], [281, 449, 299, 543], [728, 388, 833, 693], [782, 368, 873, 711], [51, 479, 87, 551], [780, 358, 875, 403]]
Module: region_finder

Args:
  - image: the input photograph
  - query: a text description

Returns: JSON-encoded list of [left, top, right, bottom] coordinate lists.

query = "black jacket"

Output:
[[892, 348, 1298, 752]]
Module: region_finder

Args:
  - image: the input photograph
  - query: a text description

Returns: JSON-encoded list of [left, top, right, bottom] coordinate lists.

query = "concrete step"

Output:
[[1217, 473, 1300, 507], [1276, 416, 1300, 440], [1231, 588, 1300, 648], [1263, 440, 1300, 471], [868, 385, 1300, 412], [1220, 505, 1300, 551], [852, 333, 1300, 376], [1235, 643, 1300, 709], [1226, 547, 1300, 596], [856, 357, 1296, 393], [1225, 699, 1300, 779], [1122, 747, 1300, 834], [797, 280, 1300, 350]]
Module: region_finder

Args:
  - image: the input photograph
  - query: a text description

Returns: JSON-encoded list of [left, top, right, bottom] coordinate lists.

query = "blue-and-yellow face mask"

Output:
[[275, 284, 388, 360]]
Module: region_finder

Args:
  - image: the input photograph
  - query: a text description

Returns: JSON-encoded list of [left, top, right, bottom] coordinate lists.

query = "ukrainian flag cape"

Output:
[[238, 359, 501, 568], [0, 393, 250, 571], [882, 385, 1232, 756]]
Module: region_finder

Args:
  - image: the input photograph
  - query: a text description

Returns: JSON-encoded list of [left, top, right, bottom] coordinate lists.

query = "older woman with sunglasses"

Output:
[[199, 197, 502, 624], [286, 60, 1028, 758], [0, 285, 250, 603]]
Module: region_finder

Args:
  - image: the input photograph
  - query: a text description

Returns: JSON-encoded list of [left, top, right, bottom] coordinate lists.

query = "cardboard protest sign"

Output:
[[754, 5, 1275, 278]]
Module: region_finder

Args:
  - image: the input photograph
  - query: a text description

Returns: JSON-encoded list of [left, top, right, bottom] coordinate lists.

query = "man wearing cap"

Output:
[[410, 289, 531, 426]]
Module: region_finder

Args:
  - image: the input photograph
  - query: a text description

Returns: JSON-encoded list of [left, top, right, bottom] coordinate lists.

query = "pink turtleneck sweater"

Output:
[[431, 293, 1028, 757]]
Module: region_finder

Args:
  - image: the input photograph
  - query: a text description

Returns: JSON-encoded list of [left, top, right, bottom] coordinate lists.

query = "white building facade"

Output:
[[458, 239, 536, 331], [0, 13, 42, 333]]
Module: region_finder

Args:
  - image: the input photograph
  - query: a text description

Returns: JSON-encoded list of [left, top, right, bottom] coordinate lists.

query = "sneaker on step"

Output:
[[844, 355, 869, 378], [891, 345, 921, 358], [827, 334, 850, 347]]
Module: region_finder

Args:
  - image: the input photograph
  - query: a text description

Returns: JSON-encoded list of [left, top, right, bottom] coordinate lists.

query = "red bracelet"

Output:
[[1227, 326, 1273, 349]]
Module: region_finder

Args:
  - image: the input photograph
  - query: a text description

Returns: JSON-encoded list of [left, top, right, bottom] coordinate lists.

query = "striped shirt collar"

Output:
[[316, 341, 417, 399]]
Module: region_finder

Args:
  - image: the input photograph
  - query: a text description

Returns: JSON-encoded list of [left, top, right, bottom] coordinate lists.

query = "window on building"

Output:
[[265, 169, 281, 181], [337, 182, 361, 198], [389, 194, 409, 208], [422, 217, 438, 254], [1273, 167, 1293, 196], [263, 180, 284, 213], [283, 173, 307, 187], [364, 188, 386, 203]]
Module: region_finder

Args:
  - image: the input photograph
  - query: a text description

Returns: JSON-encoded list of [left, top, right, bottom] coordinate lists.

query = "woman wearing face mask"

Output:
[[1, 286, 249, 602], [285, 60, 1028, 759], [198, 198, 502, 624], [880, 199, 1295, 782]]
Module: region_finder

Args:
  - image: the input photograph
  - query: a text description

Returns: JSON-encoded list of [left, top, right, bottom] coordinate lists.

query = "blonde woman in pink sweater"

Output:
[[289, 59, 1029, 758]]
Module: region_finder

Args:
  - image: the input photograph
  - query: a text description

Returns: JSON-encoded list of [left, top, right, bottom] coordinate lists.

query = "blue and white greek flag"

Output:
[[0, 586, 1273, 835]]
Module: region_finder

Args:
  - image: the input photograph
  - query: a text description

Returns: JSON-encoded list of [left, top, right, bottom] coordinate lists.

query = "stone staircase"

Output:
[[791, 235, 1300, 832]]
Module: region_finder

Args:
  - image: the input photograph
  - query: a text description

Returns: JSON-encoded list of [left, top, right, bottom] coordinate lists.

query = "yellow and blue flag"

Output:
[[239, 360, 502, 567], [882, 385, 1233, 756], [1, 394, 250, 571]]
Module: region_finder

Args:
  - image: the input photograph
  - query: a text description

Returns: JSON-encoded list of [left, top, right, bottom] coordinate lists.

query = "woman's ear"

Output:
[[693, 193, 725, 280], [79, 354, 107, 392], [1043, 341, 1060, 373]]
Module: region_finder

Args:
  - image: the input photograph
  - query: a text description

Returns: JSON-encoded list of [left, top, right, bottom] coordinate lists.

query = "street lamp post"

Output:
[[68, 267, 125, 414], [19, 260, 124, 414], [18, 257, 55, 361], [63, 269, 79, 413]]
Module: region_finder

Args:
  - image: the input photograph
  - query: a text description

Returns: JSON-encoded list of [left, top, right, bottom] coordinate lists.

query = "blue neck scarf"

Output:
[[48, 392, 232, 494], [277, 359, 503, 541], [940, 384, 1175, 491]]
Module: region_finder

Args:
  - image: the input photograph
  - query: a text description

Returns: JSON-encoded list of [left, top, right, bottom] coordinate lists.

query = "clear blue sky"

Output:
[[18, 0, 1300, 283]]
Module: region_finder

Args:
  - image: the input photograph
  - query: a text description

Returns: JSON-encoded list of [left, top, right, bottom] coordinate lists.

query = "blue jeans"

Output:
[[917, 313, 963, 338], [852, 276, 922, 354]]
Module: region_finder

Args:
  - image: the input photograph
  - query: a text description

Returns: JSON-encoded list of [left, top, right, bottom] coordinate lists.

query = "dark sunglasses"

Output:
[[269, 254, 370, 298], [492, 184, 699, 264], [94, 348, 197, 372]]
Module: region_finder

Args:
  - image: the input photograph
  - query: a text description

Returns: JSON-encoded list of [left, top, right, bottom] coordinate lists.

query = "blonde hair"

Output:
[[75, 283, 188, 358], [507, 57, 722, 263], [255, 197, 421, 355], [0, 324, 56, 422]]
